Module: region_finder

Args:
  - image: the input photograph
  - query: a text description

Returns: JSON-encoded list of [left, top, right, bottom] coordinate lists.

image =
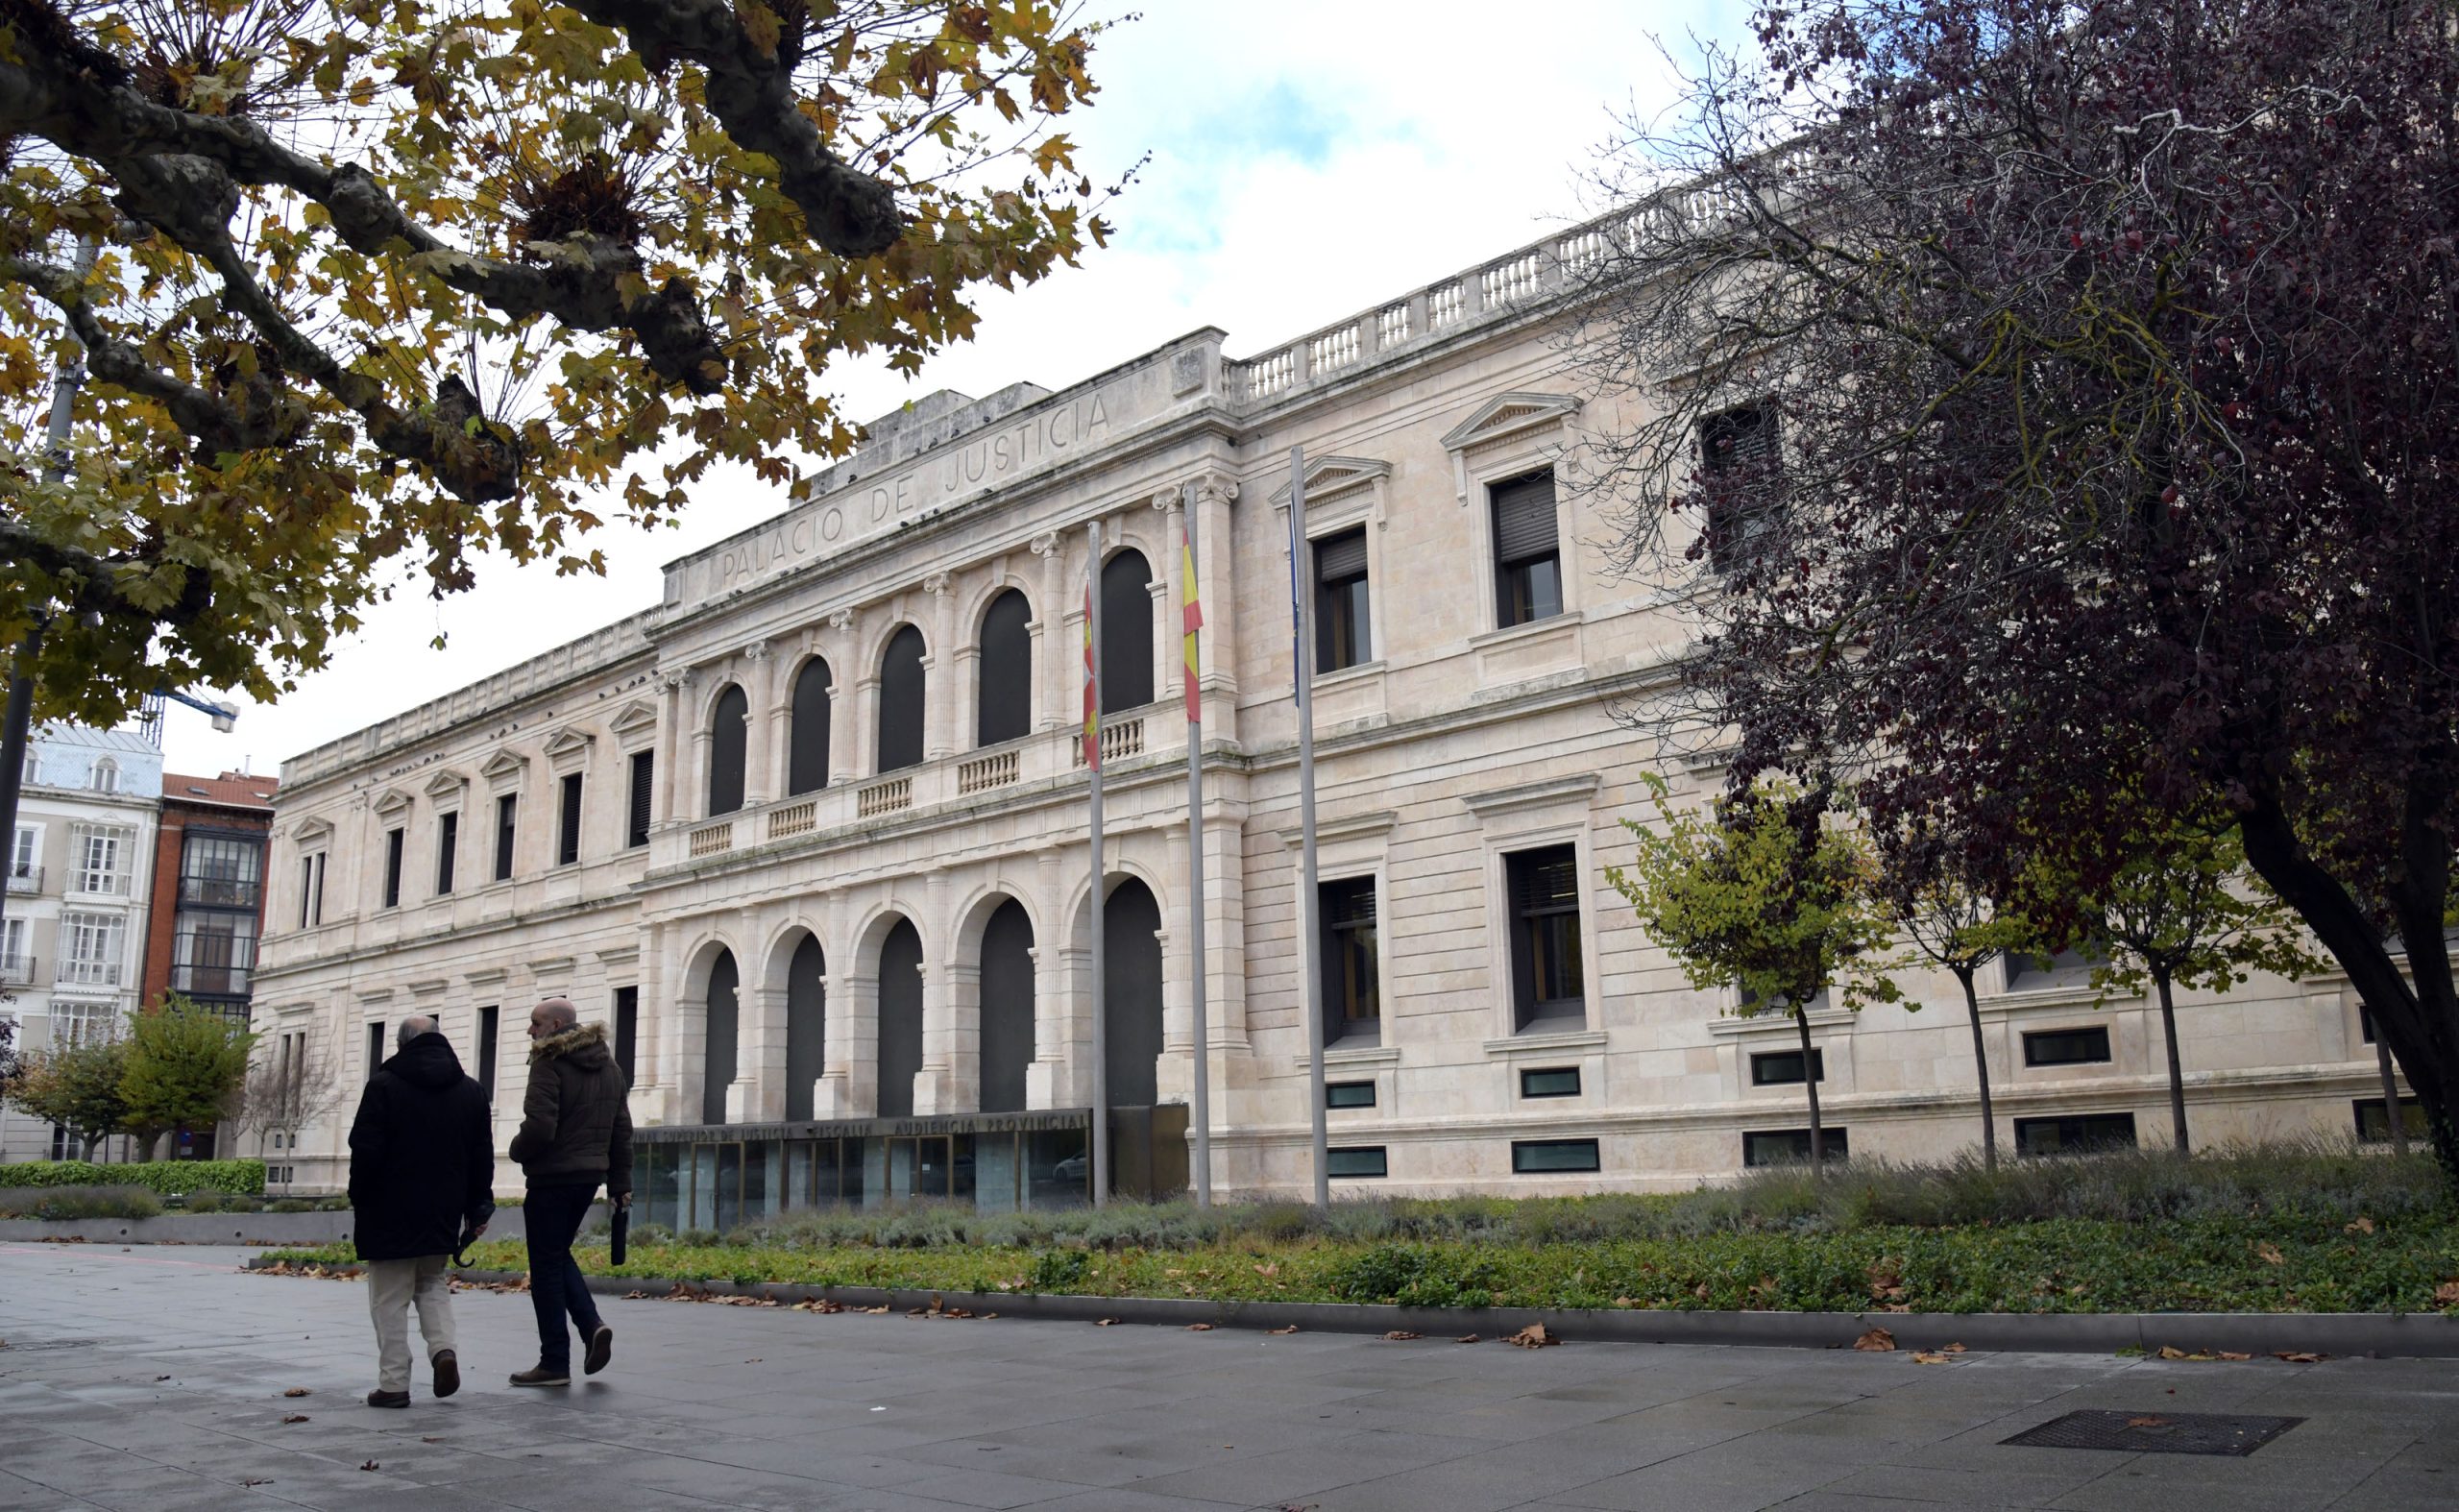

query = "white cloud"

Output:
[[162, 1, 1731, 779]]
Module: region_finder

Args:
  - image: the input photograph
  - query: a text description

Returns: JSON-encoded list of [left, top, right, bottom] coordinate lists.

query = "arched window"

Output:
[[788, 658, 832, 795], [784, 935, 826, 1121], [876, 917, 923, 1117], [876, 625, 926, 772], [1100, 549, 1154, 713], [978, 899, 1035, 1113], [91, 758, 118, 794], [706, 685, 747, 816], [1103, 877, 1164, 1107], [976, 590, 1033, 746], [702, 949, 740, 1125]]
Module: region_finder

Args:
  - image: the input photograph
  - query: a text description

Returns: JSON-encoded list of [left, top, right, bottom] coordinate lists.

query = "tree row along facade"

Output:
[[253, 216, 2420, 1216]]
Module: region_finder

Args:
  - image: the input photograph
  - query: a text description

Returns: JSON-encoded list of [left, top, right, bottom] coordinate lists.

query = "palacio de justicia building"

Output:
[[252, 216, 2416, 1223]]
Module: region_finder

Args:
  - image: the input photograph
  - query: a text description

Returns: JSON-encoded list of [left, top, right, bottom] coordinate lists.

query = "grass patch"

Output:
[[259, 1144, 2459, 1316], [0, 1184, 164, 1221]]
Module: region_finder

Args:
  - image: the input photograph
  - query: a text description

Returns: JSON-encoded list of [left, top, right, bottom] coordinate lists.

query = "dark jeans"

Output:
[[524, 1181, 604, 1372]]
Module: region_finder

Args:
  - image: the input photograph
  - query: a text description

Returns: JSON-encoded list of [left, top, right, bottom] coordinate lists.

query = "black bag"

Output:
[[609, 1204, 629, 1267]]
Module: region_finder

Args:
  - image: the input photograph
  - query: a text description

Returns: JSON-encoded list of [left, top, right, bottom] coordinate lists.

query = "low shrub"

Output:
[[0, 1158, 265, 1196], [1325, 1243, 1505, 1307], [0, 1184, 164, 1221]]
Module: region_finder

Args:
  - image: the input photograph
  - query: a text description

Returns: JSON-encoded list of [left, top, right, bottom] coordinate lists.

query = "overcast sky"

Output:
[[159, 1, 1737, 779]]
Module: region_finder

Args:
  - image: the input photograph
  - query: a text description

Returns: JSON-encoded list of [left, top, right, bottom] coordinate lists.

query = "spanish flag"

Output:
[[1082, 581, 1100, 770], [1181, 541, 1203, 725]]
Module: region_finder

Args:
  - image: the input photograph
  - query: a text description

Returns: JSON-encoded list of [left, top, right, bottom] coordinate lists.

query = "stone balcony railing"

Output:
[[662, 707, 1174, 877]]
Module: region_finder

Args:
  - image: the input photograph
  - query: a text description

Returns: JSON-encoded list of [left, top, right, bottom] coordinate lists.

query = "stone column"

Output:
[[1192, 475, 1240, 731], [1024, 848, 1071, 1108], [923, 572, 956, 761], [670, 990, 708, 1127], [741, 639, 776, 807], [767, 635, 803, 799], [652, 671, 689, 828], [826, 609, 856, 788], [820, 971, 880, 1117], [729, 981, 787, 1123], [1032, 532, 1065, 731]]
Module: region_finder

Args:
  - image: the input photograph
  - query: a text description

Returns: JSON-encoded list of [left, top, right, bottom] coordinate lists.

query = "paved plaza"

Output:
[[0, 1244, 2454, 1511]]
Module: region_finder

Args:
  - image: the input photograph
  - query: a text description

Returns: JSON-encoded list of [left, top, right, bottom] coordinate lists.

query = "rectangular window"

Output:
[[1320, 876, 1379, 1045], [494, 793, 517, 882], [436, 811, 458, 895], [2022, 1027, 2112, 1067], [2007, 941, 2104, 987], [1511, 1138, 1601, 1174], [70, 824, 131, 895], [1697, 402, 1783, 574], [1519, 1066, 1582, 1099], [381, 827, 403, 909], [1505, 844, 1585, 1029], [476, 1006, 499, 1100], [1313, 526, 1372, 672], [297, 851, 326, 928], [2360, 1006, 2378, 1044], [1490, 471, 1563, 628], [52, 1000, 116, 1047], [179, 834, 262, 909], [365, 1021, 386, 1081], [1750, 1048, 1826, 1085], [1326, 1080, 1377, 1110], [59, 911, 126, 987], [2014, 1113, 2138, 1156], [171, 914, 256, 996], [557, 772, 584, 867], [1, 916, 25, 973], [2354, 1097, 2426, 1145], [613, 987, 638, 1085], [1742, 1128, 1850, 1167], [12, 824, 35, 877], [1327, 1146, 1388, 1179], [626, 750, 654, 849]]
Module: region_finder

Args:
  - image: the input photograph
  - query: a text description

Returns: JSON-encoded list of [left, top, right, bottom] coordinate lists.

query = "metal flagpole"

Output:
[[1181, 482, 1212, 1207], [1085, 518, 1108, 1208], [1288, 447, 1328, 1208]]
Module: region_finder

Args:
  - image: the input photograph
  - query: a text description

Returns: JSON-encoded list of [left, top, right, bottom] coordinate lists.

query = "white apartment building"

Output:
[[1, 724, 162, 1163], [252, 217, 2422, 1215]]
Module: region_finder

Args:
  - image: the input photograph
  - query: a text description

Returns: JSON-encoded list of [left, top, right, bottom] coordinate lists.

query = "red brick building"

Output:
[[140, 770, 280, 1019]]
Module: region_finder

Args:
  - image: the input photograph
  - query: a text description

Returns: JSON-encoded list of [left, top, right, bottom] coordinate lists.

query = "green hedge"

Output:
[[0, 1158, 265, 1195]]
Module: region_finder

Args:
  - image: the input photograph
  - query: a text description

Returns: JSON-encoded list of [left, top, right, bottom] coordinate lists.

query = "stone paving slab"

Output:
[[1, 1243, 2453, 1511]]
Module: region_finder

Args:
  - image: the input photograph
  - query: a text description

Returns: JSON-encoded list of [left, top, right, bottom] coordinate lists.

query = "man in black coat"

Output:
[[347, 1014, 494, 1408], [506, 997, 631, 1387]]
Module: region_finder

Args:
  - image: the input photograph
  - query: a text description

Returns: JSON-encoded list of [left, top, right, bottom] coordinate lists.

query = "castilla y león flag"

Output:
[[1181, 541, 1203, 725]]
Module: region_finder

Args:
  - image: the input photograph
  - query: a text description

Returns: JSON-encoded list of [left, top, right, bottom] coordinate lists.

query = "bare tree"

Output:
[[222, 1035, 344, 1190]]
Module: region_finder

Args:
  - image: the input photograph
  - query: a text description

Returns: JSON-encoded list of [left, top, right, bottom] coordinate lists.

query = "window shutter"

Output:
[[1512, 849, 1577, 912], [1490, 474, 1559, 565], [627, 751, 654, 847], [1314, 527, 1369, 583], [1321, 876, 1377, 927]]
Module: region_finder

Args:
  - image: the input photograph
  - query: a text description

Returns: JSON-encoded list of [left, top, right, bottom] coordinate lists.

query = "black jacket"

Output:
[[509, 1022, 633, 1196], [347, 1032, 494, 1262]]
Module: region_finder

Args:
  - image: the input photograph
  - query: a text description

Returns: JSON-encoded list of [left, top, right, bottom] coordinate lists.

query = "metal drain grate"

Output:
[[2002, 1410, 2303, 1456]]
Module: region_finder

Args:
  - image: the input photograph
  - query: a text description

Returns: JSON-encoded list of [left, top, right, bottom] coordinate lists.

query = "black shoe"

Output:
[[431, 1350, 459, 1399], [583, 1326, 613, 1377], [508, 1366, 570, 1388], [366, 1389, 410, 1409]]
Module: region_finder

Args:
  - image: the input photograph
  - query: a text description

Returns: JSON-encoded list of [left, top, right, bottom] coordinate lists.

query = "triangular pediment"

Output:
[[371, 787, 412, 817], [608, 699, 659, 739], [479, 750, 528, 787], [542, 727, 595, 759], [1268, 455, 1391, 509], [423, 769, 468, 800], [290, 817, 333, 845], [1439, 391, 1582, 453]]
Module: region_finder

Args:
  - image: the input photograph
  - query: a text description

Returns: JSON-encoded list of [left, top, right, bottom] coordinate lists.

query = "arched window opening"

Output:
[[702, 950, 740, 1126], [876, 917, 924, 1117], [1103, 878, 1163, 1107], [975, 590, 1033, 746], [876, 626, 926, 773], [91, 758, 118, 794], [1099, 550, 1154, 713], [784, 935, 826, 1121], [978, 899, 1035, 1113], [789, 658, 832, 795], [706, 685, 748, 816]]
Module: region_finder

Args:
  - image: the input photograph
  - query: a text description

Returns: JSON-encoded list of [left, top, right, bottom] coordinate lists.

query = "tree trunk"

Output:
[[2375, 1031, 2410, 1158], [1795, 1008, 1826, 1176], [2239, 793, 2459, 1178], [1959, 967, 1997, 1170], [2155, 970, 2189, 1156]]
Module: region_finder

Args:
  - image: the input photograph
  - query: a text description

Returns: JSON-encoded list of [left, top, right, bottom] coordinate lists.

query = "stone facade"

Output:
[[253, 219, 2420, 1198]]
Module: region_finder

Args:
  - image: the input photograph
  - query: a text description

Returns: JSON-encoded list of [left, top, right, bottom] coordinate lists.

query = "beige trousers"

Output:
[[366, 1254, 457, 1394]]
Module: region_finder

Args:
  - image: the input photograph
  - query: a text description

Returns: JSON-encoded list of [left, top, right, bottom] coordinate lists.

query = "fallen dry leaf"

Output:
[[1692, 1281, 1712, 1301], [1911, 1352, 1952, 1365], [1854, 1328, 1897, 1353], [1254, 1262, 1279, 1279], [1455, 1333, 1481, 1344], [1611, 1297, 1638, 1309], [2217, 1352, 2252, 1361], [1942, 1342, 1966, 1354], [2157, 1345, 2190, 1360], [982, 1312, 999, 1321], [1266, 1325, 1300, 1335], [281, 1388, 309, 1398], [2348, 1216, 2376, 1234], [2125, 1415, 2169, 1429], [2256, 1243, 2286, 1266], [421, 1437, 444, 1444], [1095, 1318, 1119, 1327], [280, 1414, 308, 1425], [2434, 1280, 2459, 1305], [1382, 1330, 1423, 1341], [358, 1460, 379, 1472], [1185, 1323, 1214, 1332], [1508, 1323, 1559, 1349], [2275, 1351, 2325, 1363]]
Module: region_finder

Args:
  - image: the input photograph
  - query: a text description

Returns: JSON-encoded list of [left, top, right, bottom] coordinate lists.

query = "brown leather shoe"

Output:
[[507, 1365, 570, 1387], [431, 1349, 459, 1399], [366, 1389, 410, 1408]]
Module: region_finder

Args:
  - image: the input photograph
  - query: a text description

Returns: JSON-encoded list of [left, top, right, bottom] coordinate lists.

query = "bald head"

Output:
[[527, 997, 578, 1041], [396, 1014, 439, 1050]]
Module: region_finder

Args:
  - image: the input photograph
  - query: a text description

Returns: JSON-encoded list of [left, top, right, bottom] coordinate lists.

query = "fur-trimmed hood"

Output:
[[528, 1020, 612, 1066]]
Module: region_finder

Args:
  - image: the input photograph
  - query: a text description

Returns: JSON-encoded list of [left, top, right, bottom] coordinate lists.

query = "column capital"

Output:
[[1030, 530, 1062, 557], [742, 638, 773, 664], [921, 571, 953, 597], [828, 607, 855, 632], [1193, 473, 1240, 508], [1151, 488, 1181, 516]]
